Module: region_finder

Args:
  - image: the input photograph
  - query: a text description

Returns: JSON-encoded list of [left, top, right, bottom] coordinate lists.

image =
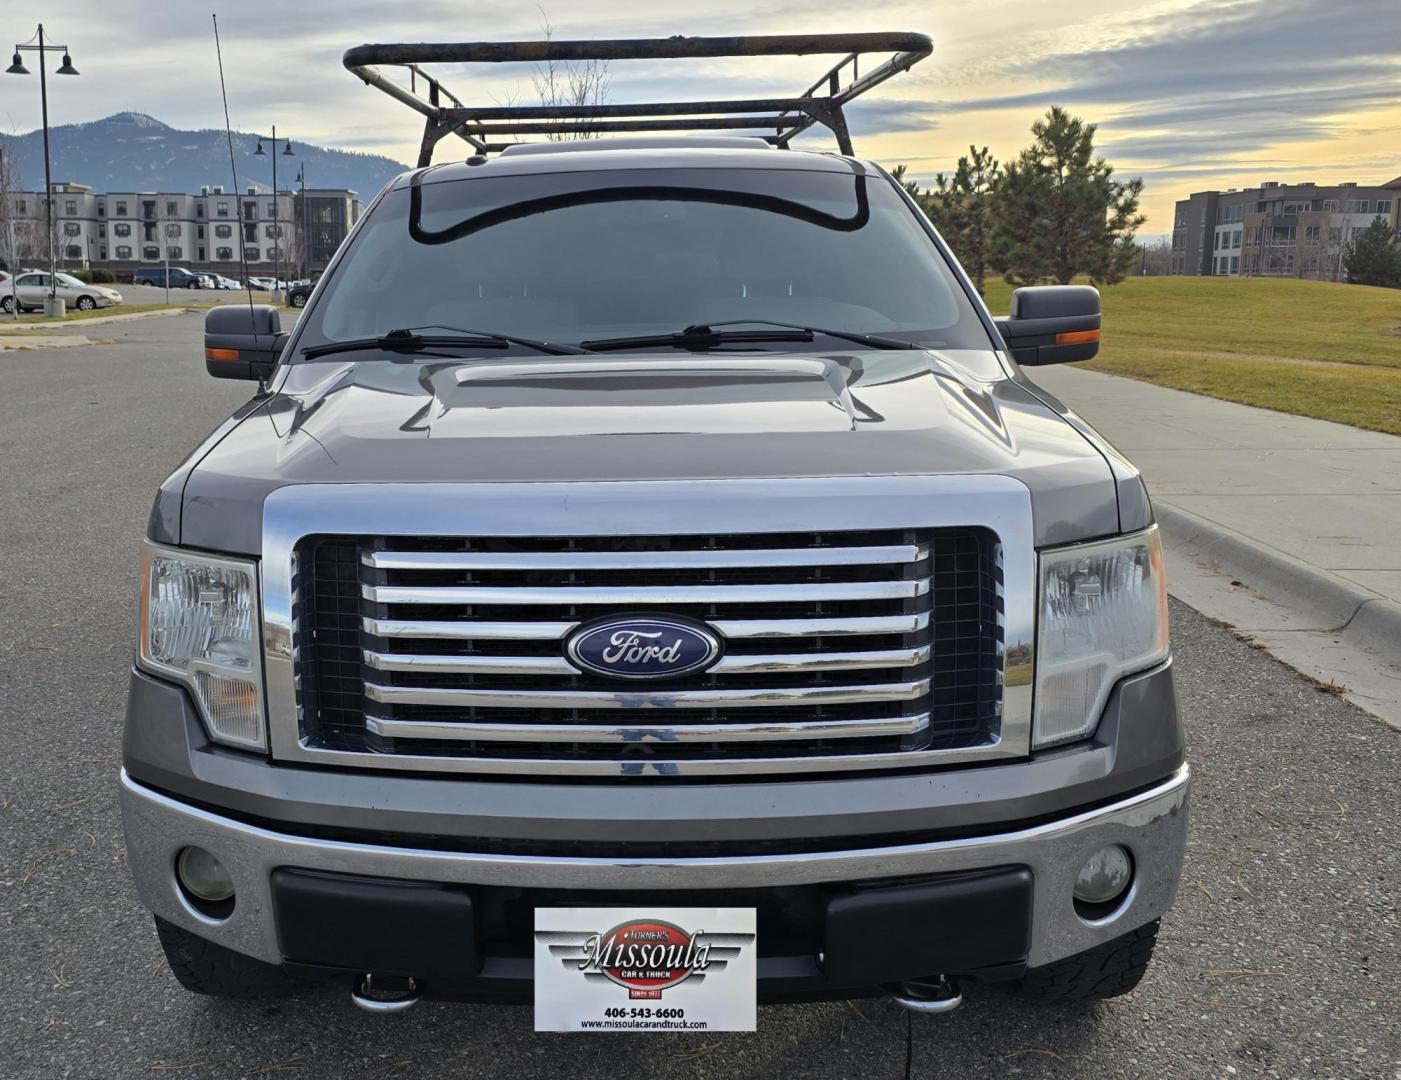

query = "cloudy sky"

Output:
[[3, 0, 1398, 231]]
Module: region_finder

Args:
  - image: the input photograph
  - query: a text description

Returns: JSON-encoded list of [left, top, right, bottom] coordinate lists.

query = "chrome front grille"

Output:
[[293, 528, 1004, 776]]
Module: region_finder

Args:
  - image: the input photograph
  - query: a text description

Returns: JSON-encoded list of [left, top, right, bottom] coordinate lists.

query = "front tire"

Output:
[[0, 295, 12, 313], [154, 916, 300, 999], [1002, 920, 1160, 1003], [290, 292, 307, 308], [76, 295, 97, 311]]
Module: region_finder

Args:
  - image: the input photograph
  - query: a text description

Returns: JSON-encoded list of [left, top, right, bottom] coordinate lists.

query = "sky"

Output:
[[2, 0, 1398, 233]]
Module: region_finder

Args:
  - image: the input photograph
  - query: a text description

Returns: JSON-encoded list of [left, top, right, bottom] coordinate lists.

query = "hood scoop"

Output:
[[423, 353, 864, 436]]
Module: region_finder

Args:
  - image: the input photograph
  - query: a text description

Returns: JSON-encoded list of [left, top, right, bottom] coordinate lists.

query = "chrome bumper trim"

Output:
[[121, 765, 1188, 970]]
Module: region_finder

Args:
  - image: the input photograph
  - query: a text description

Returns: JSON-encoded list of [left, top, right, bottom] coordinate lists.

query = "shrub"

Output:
[[71, 268, 118, 284]]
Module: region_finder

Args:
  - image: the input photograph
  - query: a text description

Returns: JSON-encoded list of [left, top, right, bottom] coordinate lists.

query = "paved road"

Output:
[[1, 316, 1397, 1079]]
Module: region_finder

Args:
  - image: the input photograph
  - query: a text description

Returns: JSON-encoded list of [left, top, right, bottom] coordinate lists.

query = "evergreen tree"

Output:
[[926, 146, 999, 295], [1342, 216, 1401, 288], [992, 107, 1144, 285]]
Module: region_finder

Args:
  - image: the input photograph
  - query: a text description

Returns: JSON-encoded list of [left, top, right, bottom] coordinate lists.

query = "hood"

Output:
[[176, 349, 1122, 553]]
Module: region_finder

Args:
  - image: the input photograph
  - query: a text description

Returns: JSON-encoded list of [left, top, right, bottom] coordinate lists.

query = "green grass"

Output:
[[982, 276, 1401, 435]]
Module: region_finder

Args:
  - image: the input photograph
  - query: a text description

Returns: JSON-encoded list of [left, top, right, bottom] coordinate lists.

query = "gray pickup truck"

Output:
[[121, 132, 1186, 1016]]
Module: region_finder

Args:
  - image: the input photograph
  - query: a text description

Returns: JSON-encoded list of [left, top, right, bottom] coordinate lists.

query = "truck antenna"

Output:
[[212, 14, 257, 321]]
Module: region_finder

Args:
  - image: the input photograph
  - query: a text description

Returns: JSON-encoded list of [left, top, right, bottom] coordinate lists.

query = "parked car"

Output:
[[212, 275, 242, 290], [245, 276, 275, 291], [0, 270, 123, 313], [286, 280, 313, 308], [122, 33, 1185, 1021], [133, 266, 206, 289]]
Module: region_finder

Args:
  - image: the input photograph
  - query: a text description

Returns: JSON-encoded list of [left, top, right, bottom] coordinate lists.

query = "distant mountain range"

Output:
[[3, 112, 408, 197]]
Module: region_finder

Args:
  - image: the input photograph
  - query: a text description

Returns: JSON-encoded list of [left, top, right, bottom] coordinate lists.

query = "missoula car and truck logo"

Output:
[[547, 918, 754, 1000]]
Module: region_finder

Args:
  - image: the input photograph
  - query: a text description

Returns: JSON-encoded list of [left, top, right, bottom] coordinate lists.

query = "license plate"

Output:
[[534, 906, 757, 1032]]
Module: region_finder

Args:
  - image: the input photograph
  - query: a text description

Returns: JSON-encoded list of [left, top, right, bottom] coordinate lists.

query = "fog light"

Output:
[[176, 846, 235, 903], [1074, 845, 1133, 905]]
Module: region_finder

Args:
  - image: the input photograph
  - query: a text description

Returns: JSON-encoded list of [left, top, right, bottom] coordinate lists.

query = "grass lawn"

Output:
[[981, 276, 1401, 436]]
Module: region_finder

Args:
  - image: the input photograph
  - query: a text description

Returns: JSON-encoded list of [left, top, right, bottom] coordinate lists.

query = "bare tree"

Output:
[[531, 9, 611, 141]]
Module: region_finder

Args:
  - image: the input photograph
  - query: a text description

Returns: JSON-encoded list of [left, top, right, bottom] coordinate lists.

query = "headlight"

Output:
[[1033, 525, 1169, 748], [138, 543, 266, 750]]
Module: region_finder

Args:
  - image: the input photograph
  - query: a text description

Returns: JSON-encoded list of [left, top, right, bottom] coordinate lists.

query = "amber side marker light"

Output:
[[1055, 329, 1101, 346], [205, 347, 240, 362]]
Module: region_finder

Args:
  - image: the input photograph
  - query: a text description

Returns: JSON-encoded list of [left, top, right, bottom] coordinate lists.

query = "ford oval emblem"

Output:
[[565, 616, 722, 681]]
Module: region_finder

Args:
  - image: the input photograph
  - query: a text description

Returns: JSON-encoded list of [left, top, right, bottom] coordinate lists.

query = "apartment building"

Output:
[[1171, 178, 1400, 280], [4, 181, 359, 278]]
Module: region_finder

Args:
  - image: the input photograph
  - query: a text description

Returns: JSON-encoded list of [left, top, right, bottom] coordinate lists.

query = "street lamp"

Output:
[[8, 24, 79, 317], [295, 163, 309, 279], [254, 127, 295, 296]]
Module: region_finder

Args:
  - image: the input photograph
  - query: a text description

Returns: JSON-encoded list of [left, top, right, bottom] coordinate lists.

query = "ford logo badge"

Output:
[[565, 616, 722, 681]]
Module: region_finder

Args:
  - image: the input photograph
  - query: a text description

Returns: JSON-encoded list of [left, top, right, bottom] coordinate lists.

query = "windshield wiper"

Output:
[[302, 325, 585, 359], [579, 324, 813, 352], [579, 320, 920, 353]]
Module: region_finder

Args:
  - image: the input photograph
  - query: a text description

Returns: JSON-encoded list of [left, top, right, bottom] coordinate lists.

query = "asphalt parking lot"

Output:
[[1, 314, 1397, 1079]]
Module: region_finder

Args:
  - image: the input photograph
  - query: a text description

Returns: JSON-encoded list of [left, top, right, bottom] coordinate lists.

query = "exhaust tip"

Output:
[[887, 976, 962, 1015], [351, 973, 420, 1013]]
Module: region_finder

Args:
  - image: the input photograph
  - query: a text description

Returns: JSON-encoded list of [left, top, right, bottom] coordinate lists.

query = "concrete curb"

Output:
[[0, 307, 194, 332], [0, 334, 97, 351], [1155, 501, 1401, 730]]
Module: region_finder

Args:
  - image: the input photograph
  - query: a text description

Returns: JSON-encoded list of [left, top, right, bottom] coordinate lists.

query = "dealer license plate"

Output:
[[534, 906, 757, 1032]]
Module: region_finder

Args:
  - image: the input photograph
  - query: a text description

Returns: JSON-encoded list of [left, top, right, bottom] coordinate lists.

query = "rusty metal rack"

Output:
[[343, 33, 932, 166]]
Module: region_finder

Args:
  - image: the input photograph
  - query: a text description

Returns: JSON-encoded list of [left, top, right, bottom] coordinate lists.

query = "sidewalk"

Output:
[[1030, 365, 1401, 728]]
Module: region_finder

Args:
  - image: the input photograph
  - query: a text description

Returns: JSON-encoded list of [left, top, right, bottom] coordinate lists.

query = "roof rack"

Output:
[[343, 32, 932, 166]]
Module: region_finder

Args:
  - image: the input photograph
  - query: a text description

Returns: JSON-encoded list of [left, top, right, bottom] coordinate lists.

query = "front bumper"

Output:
[[121, 765, 1188, 998]]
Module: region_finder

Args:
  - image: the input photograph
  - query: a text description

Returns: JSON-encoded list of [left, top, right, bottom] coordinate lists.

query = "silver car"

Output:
[[1, 270, 123, 313]]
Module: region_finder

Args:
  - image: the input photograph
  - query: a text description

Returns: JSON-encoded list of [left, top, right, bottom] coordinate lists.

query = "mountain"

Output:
[[2, 112, 408, 197]]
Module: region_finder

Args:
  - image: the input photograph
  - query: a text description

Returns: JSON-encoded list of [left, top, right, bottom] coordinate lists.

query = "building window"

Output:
[[244, 247, 260, 263], [1305, 225, 1320, 242], [64, 222, 81, 237], [98, 224, 106, 238], [166, 200, 179, 215], [116, 245, 132, 259], [1232, 228, 1242, 248], [243, 201, 257, 221], [99, 248, 107, 260], [15, 199, 25, 214], [1323, 199, 1338, 212], [165, 223, 181, 239], [143, 245, 160, 261], [244, 223, 258, 243], [65, 199, 78, 215], [65, 244, 82, 259], [1378, 199, 1393, 216], [1330, 226, 1343, 243], [196, 204, 205, 218], [197, 225, 206, 239], [217, 201, 229, 217], [198, 247, 206, 262], [267, 201, 277, 218], [1230, 256, 1239, 274], [167, 246, 183, 260], [214, 224, 233, 239], [114, 223, 131, 237], [97, 202, 105, 217], [265, 223, 283, 239], [116, 201, 128, 215], [216, 246, 233, 261]]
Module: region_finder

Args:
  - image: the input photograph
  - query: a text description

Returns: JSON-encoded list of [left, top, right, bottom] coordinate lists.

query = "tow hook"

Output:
[[350, 973, 420, 1013], [886, 975, 963, 1014]]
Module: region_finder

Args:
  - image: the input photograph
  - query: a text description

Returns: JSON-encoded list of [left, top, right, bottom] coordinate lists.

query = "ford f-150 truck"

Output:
[[120, 33, 1186, 1022]]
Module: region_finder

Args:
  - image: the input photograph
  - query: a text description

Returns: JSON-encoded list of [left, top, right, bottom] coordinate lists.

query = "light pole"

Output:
[[8, 24, 79, 317], [254, 128, 294, 298], [295, 163, 309, 279]]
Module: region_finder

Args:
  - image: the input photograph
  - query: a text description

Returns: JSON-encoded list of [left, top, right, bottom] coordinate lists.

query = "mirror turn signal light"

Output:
[[1055, 329, 1101, 346], [205, 347, 240, 362]]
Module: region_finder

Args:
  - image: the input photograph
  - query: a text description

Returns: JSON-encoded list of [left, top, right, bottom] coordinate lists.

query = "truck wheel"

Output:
[[154, 916, 300, 999], [1003, 919, 1160, 1003]]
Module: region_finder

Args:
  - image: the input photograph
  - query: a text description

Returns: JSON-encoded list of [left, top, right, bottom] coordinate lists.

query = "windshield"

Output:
[[296, 167, 993, 356], [56, 273, 86, 288]]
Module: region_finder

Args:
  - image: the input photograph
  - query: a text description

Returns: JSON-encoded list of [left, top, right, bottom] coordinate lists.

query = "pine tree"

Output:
[[926, 147, 999, 295], [992, 107, 1144, 285], [1342, 216, 1401, 288]]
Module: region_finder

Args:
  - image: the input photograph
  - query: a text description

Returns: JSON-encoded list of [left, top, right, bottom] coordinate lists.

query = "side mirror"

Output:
[[995, 285, 1100, 366], [204, 304, 286, 381]]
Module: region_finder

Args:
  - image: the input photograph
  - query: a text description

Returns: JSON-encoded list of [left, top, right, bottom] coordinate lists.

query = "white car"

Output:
[[1, 271, 124, 313]]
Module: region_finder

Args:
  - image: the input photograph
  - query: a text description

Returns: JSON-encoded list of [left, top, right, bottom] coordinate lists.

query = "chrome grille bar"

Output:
[[364, 579, 930, 606], [362, 645, 931, 675], [362, 612, 932, 641], [364, 678, 931, 710], [364, 543, 926, 571], [365, 712, 931, 743]]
